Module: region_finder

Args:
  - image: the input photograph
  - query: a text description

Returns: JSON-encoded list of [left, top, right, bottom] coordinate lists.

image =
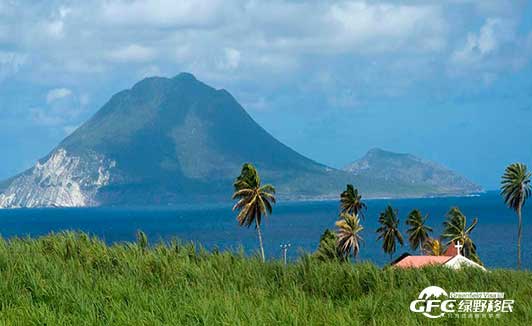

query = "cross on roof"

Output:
[[454, 241, 463, 256]]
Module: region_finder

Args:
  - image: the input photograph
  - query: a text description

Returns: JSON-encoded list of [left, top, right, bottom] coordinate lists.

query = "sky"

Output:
[[1, 0, 531, 190]]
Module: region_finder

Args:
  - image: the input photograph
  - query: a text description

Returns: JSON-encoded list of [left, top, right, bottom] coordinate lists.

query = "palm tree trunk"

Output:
[[517, 205, 522, 270], [256, 223, 265, 262]]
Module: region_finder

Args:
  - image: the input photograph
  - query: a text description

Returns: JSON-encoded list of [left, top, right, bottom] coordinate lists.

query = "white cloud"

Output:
[[252, 53, 299, 73], [62, 60, 106, 74], [79, 93, 90, 107], [325, 2, 447, 53], [31, 89, 88, 127], [107, 44, 157, 63], [328, 89, 359, 109], [0, 23, 7, 42], [242, 96, 269, 112], [29, 107, 65, 126], [0, 0, 530, 110], [41, 6, 71, 39], [174, 44, 192, 62], [235, 1, 447, 56], [46, 88, 72, 103], [138, 65, 162, 78], [0, 1, 451, 85], [45, 20, 64, 39], [0, 51, 27, 80], [448, 16, 530, 82], [101, 0, 228, 28], [217, 48, 241, 71], [58, 6, 71, 19], [451, 18, 507, 65]]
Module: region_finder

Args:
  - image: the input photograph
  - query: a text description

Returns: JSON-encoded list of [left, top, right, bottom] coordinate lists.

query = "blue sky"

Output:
[[1, 0, 531, 190]]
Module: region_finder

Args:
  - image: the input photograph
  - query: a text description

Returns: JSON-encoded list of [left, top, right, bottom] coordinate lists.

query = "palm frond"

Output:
[[335, 213, 364, 261], [260, 184, 276, 194], [232, 188, 254, 200], [376, 205, 403, 258], [340, 184, 367, 218], [501, 163, 531, 211]]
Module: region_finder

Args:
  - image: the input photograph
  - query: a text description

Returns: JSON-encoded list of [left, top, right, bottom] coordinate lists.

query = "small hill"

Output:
[[343, 148, 482, 197]]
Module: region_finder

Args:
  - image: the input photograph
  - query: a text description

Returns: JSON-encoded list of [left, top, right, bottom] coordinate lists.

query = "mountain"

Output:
[[0, 73, 359, 208], [0, 74, 481, 208], [343, 148, 482, 197]]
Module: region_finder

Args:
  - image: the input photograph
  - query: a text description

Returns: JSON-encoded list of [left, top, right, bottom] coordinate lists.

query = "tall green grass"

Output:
[[0, 232, 530, 325]]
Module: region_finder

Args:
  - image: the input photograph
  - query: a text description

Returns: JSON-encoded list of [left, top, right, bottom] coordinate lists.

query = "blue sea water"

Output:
[[0, 191, 530, 269]]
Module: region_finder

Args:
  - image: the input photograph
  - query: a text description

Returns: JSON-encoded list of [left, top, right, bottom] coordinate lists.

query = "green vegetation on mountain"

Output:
[[1, 75, 482, 208], [58, 73, 352, 204], [344, 148, 482, 197]]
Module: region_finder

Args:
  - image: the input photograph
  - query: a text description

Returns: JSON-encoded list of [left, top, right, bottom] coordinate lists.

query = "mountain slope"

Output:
[[343, 148, 482, 197], [0, 75, 481, 208], [0, 74, 368, 207]]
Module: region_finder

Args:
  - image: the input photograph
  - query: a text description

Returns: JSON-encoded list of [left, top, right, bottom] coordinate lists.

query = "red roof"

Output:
[[443, 242, 458, 256], [393, 255, 452, 268]]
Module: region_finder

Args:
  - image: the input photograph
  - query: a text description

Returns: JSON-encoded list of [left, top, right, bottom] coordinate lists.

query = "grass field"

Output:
[[0, 232, 530, 325]]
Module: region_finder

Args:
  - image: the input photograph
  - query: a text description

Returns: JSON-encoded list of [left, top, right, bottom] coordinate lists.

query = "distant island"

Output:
[[0, 73, 481, 208], [343, 148, 482, 198]]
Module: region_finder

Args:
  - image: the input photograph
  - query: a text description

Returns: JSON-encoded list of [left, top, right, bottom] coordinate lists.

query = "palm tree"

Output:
[[423, 238, 444, 256], [501, 163, 531, 269], [340, 184, 367, 219], [234, 163, 259, 190], [335, 213, 364, 261], [376, 205, 404, 261], [136, 230, 148, 253], [441, 207, 480, 263], [232, 163, 276, 262], [314, 229, 345, 262], [406, 209, 432, 254]]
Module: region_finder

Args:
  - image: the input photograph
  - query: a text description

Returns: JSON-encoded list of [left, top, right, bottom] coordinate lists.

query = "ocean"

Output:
[[0, 191, 530, 269]]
